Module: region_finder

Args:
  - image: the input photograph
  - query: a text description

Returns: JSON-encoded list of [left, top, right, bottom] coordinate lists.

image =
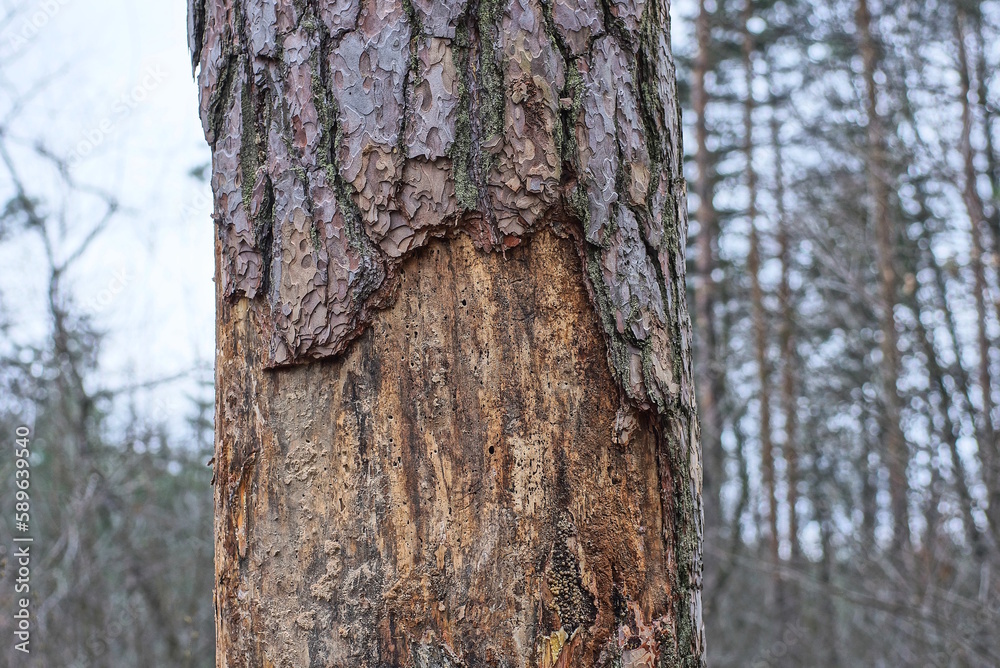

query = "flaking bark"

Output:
[[193, 0, 703, 665]]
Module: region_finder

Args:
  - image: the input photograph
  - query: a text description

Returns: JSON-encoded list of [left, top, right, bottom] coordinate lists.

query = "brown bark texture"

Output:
[[190, 0, 704, 666]]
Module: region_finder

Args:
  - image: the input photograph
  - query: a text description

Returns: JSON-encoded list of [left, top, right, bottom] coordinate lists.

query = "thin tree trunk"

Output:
[[857, 0, 910, 553], [191, 0, 705, 665], [920, 192, 983, 442], [896, 57, 988, 555], [906, 174, 986, 553], [743, 0, 780, 599], [896, 64, 990, 545], [956, 6, 1000, 542], [694, 0, 724, 557], [925, 230, 997, 539], [704, 400, 750, 617], [810, 418, 841, 667], [860, 402, 878, 549], [704, 278, 749, 617], [771, 103, 801, 630], [771, 109, 800, 564]]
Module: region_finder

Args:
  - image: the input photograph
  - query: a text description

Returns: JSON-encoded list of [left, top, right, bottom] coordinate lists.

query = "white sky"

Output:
[[0, 0, 214, 429]]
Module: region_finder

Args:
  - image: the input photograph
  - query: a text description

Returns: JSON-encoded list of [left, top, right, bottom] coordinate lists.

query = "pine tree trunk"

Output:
[[742, 0, 780, 599], [771, 111, 799, 564], [190, 0, 704, 665], [692, 0, 722, 546], [857, 0, 910, 553]]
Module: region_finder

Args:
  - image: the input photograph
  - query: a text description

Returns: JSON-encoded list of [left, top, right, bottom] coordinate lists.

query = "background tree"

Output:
[[677, 0, 1000, 663], [0, 112, 215, 666]]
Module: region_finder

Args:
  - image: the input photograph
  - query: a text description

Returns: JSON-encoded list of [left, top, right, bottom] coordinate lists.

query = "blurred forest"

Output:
[[0, 143, 216, 666], [0, 0, 998, 666], [677, 0, 1000, 664], [0, 5, 215, 666]]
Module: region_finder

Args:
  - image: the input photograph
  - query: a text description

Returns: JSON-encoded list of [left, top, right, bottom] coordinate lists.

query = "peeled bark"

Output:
[[191, 0, 704, 665]]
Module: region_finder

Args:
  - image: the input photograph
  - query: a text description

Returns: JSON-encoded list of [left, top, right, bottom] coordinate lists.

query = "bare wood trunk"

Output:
[[857, 0, 910, 553], [191, 0, 704, 665]]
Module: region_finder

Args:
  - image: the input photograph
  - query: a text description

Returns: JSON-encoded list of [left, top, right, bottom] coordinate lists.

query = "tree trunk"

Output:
[[693, 0, 723, 548], [190, 0, 704, 666], [742, 0, 780, 600], [956, 6, 1000, 543], [912, 287, 982, 555], [857, 0, 910, 553], [771, 111, 799, 564]]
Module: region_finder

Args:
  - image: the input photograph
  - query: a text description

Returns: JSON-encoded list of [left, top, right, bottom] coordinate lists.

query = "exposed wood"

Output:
[[213, 231, 700, 666]]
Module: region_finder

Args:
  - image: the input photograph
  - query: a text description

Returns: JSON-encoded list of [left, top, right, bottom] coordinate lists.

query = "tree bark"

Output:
[[191, 0, 704, 666]]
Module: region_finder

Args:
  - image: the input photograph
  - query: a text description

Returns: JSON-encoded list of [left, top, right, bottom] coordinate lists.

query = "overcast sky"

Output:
[[0, 0, 214, 428]]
